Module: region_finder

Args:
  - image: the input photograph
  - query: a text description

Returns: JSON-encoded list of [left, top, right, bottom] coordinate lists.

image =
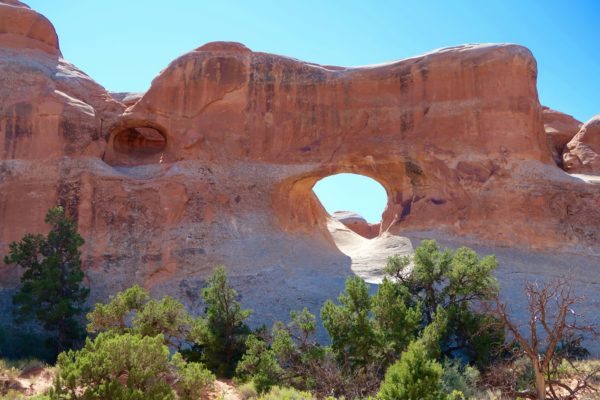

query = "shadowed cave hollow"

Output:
[[313, 173, 388, 239], [107, 125, 167, 166]]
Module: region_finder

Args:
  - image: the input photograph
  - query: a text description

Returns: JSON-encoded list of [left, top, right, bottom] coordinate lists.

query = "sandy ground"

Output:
[[3, 367, 241, 399]]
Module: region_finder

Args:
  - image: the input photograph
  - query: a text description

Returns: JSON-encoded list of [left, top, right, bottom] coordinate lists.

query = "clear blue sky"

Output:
[[25, 0, 600, 222]]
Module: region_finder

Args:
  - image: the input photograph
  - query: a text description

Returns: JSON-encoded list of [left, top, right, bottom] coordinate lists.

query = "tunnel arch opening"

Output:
[[113, 126, 166, 157], [104, 122, 169, 166], [313, 173, 388, 239]]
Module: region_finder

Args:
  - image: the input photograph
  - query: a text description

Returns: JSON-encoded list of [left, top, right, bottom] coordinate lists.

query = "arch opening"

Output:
[[104, 123, 168, 166], [113, 126, 166, 157], [313, 173, 388, 239]]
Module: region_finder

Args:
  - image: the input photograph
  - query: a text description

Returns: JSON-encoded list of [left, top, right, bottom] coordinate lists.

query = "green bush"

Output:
[[86, 285, 150, 334], [236, 334, 283, 394], [49, 332, 214, 400], [384, 240, 503, 367], [320, 276, 378, 369], [378, 339, 445, 400], [258, 386, 315, 400], [441, 359, 480, 399], [238, 381, 259, 399]]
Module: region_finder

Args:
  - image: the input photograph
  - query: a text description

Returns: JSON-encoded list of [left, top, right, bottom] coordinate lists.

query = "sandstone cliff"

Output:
[[1, 2, 599, 346]]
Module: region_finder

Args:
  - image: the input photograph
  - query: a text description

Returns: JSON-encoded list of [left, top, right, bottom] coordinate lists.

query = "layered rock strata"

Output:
[[1, 2, 600, 346]]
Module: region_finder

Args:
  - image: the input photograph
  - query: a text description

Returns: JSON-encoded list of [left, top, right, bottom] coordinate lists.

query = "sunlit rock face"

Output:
[[331, 211, 379, 239], [563, 114, 600, 174], [542, 107, 582, 167], [1, 2, 600, 344]]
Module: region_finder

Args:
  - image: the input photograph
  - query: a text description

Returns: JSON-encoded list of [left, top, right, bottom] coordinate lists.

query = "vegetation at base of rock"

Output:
[[4, 206, 89, 358], [86, 284, 193, 350], [384, 240, 504, 367], [86, 266, 252, 378], [3, 216, 599, 400], [48, 332, 214, 400], [188, 266, 252, 377]]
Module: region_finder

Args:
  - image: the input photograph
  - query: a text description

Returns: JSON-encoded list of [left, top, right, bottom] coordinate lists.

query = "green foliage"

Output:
[[320, 274, 424, 372], [258, 386, 316, 400], [378, 339, 446, 400], [133, 296, 193, 350], [238, 381, 259, 399], [5, 206, 89, 355], [86, 285, 149, 334], [190, 266, 252, 377], [171, 352, 215, 400], [270, 308, 327, 391], [320, 276, 377, 369], [441, 359, 480, 400], [372, 278, 421, 362], [386, 240, 503, 365], [49, 332, 214, 400], [86, 285, 193, 350], [236, 335, 283, 394]]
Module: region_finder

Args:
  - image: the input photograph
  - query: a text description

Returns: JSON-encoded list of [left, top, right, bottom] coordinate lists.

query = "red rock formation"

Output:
[[331, 211, 379, 239], [1, 4, 600, 333], [542, 107, 582, 166], [0, 1, 59, 56], [563, 114, 600, 174]]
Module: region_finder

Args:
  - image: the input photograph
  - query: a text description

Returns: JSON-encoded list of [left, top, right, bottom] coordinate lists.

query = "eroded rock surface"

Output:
[[331, 211, 380, 239], [563, 114, 600, 174], [1, 3, 600, 346], [543, 107, 582, 166]]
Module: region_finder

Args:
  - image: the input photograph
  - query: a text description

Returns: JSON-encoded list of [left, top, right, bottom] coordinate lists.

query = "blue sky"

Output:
[[26, 0, 600, 222]]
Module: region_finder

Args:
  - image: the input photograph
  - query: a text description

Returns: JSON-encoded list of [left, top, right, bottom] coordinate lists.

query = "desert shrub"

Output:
[[88, 267, 252, 377], [371, 277, 421, 363], [441, 359, 480, 399], [320, 275, 421, 372], [320, 276, 378, 369], [49, 332, 213, 400], [377, 308, 455, 400], [236, 334, 283, 394], [258, 386, 315, 400], [385, 240, 503, 367], [492, 279, 600, 399], [171, 352, 215, 400], [378, 339, 446, 400], [238, 381, 259, 399], [86, 284, 149, 334], [86, 285, 193, 351]]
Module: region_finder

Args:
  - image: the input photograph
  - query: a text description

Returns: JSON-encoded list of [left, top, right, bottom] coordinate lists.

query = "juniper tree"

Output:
[[5, 206, 89, 354]]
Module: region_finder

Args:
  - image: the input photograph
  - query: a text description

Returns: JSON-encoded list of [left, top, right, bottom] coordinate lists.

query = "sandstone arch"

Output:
[[104, 120, 168, 166], [314, 173, 387, 239], [2, 2, 600, 350]]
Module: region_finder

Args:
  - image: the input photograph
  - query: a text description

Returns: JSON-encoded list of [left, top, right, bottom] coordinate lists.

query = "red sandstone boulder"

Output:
[[0, 1, 60, 56], [542, 107, 582, 166], [331, 211, 380, 239], [563, 114, 600, 174], [0, 0, 123, 161]]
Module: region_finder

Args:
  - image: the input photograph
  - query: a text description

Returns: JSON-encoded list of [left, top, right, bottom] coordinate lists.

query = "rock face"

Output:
[[542, 107, 582, 166], [2, 3, 600, 341], [563, 114, 600, 174], [331, 211, 379, 239]]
